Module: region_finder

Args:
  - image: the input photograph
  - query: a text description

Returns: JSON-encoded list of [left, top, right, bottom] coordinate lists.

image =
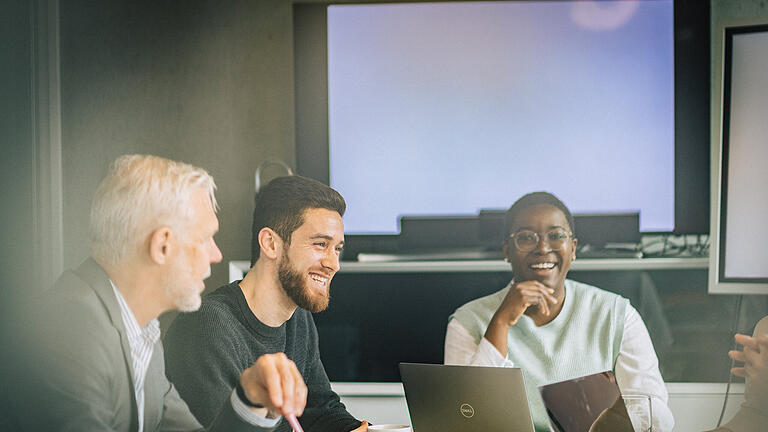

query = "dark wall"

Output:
[[0, 0, 35, 331], [0, 1, 35, 428], [59, 0, 297, 291]]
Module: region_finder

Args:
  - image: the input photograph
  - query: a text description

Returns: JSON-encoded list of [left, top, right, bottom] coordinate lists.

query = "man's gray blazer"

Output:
[[14, 258, 268, 432]]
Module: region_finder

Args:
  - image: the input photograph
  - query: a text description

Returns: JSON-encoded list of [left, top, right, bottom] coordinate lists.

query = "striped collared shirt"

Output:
[[109, 281, 279, 429], [111, 281, 160, 432]]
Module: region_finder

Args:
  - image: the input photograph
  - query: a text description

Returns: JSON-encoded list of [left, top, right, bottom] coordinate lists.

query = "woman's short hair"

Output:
[[89, 154, 217, 266], [504, 191, 575, 237]]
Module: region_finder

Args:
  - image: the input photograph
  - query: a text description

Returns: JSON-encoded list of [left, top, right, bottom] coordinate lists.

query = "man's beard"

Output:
[[278, 251, 330, 313], [166, 277, 202, 312], [165, 251, 208, 313]]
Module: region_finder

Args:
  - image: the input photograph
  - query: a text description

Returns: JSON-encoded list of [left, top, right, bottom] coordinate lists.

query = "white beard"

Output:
[[164, 254, 208, 312], [170, 283, 202, 312]]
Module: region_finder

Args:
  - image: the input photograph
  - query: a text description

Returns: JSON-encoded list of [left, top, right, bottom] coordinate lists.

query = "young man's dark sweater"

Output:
[[164, 282, 361, 432]]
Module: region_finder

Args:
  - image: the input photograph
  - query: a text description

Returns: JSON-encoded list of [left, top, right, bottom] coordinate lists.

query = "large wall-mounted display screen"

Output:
[[710, 23, 768, 295], [327, 1, 674, 234]]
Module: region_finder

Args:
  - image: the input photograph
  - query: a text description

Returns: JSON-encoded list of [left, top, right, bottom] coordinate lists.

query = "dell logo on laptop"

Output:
[[459, 403, 475, 418]]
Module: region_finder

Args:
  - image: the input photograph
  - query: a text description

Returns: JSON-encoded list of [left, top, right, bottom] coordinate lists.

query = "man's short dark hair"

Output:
[[504, 191, 575, 237], [250, 175, 346, 266]]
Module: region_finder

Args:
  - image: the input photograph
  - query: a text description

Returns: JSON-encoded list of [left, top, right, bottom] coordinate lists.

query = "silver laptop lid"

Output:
[[399, 363, 535, 432]]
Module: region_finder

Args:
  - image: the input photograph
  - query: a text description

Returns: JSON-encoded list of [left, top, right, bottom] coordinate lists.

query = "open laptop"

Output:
[[538, 371, 635, 432], [398, 363, 535, 432]]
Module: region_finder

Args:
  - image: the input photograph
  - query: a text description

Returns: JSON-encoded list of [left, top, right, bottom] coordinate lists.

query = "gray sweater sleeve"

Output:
[[165, 304, 250, 428]]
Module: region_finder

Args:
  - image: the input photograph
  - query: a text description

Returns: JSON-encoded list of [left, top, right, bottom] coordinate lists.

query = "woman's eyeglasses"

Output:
[[509, 229, 573, 252]]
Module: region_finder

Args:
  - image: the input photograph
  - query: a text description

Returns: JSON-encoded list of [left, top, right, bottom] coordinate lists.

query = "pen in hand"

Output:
[[286, 413, 304, 432]]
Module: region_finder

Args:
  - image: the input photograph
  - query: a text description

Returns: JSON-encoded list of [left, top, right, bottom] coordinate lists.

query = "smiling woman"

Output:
[[503, 202, 576, 319], [444, 192, 674, 432]]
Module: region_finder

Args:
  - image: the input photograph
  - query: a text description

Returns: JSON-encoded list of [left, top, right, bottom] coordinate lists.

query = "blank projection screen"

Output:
[[327, 1, 674, 234], [711, 24, 768, 294]]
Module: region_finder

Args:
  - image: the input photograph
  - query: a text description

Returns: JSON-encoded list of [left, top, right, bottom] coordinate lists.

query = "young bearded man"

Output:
[[10, 155, 307, 431], [164, 175, 367, 432]]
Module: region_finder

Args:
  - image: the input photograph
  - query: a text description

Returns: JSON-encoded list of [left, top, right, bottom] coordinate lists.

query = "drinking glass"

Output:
[[621, 393, 653, 432]]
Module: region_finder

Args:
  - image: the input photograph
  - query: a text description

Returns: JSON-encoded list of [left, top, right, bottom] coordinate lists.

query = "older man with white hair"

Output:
[[12, 155, 306, 432]]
